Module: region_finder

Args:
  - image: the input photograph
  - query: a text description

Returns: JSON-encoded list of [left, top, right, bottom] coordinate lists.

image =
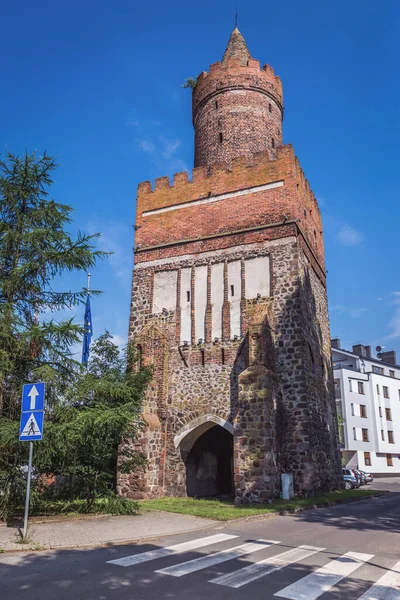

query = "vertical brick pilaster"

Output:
[[222, 261, 231, 341], [205, 263, 212, 343], [190, 265, 196, 345]]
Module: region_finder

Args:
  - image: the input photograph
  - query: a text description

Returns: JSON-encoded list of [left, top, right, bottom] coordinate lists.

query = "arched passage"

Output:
[[184, 425, 233, 498]]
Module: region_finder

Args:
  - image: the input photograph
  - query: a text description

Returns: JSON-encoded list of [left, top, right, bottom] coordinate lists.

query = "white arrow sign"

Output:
[[28, 385, 39, 410]]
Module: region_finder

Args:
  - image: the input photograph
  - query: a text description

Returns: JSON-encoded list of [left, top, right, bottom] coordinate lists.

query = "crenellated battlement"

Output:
[[193, 58, 283, 117], [138, 144, 294, 199]]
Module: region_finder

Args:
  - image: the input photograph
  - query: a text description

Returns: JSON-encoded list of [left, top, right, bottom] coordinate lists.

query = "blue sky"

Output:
[[1, 0, 399, 358]]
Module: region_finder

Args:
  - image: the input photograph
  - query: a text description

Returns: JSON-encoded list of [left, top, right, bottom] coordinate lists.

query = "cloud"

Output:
[[111, 333, 127, 349], [387, 292, 400, 339], [88, 221, 132, 285], [336, 224, 364, 247], [331, 305, 369, 318], [138, 139, 155, 154], [160, 136, 182, 160], [135, 132, 188, 174]]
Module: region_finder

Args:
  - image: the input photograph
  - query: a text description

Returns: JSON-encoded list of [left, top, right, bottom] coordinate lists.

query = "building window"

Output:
[[271, 138, 275, 148], [360, 405, 367, 418], [388, 430, 394, 444], [215, 100, 218, 110], [200, 349, 205, 367], [364, 452, 371, 466], [390, 370, 395, 378], [381, 429, 385, 441], [377, 384, 380, 395], [379, 406, 382, 417], [269, 103, 272, 112], [349, 379, 353, 392], [219, 132, 223, 143], [334, 379, 341, 399], [351, 403, 354, 416], [358, 381, 365, 395], [230, 284, 235, 297], [387, 454, 393, 467], [383, 386, 390, 399], [353, 427, 357, 441], [186, 290, 190, 302], [386, 408, 392, 421], [373, 365, 384, 375], [362, 428, 369, 442], [221, 348, 225, 365]]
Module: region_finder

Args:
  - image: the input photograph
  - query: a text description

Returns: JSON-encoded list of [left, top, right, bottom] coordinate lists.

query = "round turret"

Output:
[[193, 28, 283, 168]]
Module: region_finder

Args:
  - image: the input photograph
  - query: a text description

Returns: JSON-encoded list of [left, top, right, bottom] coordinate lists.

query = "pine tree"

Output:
[[0, 150, 106, 517], [0, 151, 105, 419]]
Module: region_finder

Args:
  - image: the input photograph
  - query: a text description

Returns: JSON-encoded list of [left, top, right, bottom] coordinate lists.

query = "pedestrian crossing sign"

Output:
[[19, 411, 44, 441]]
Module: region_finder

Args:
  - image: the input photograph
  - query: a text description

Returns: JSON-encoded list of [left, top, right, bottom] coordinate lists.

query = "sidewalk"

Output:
[[0, 511, 218, 552]]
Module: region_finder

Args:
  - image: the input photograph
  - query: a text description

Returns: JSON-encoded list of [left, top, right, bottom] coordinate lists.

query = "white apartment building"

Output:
[[332, 340, 400, 476]]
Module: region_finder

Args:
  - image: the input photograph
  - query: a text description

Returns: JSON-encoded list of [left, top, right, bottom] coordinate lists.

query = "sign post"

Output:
[[19, 383, 45, 539]]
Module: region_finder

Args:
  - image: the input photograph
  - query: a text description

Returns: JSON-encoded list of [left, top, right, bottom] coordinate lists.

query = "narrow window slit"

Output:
[[186, 290, 190, 302], [230, 284, 234, 296], [221, 348, 225, 364], [201, 349, 205, 366], [219, 132, 223, 143]]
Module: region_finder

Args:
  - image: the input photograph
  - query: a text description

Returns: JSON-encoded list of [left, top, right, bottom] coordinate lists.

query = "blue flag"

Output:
[[81, 295, 93, 364]]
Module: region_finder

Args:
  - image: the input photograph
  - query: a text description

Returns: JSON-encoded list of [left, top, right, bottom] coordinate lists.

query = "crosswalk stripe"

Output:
[[106, 533, 238, 567], [210, 545, 324, 589], [155, 539, 280, 577], [274, 551, 374, 600], [357, 560, 400, 600]]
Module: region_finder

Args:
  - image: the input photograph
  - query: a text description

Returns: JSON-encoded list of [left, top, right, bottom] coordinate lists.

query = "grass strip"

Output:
[[139, 489, 387, 521]]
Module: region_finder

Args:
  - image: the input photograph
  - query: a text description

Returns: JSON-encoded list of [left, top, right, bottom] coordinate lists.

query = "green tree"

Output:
[[0, 150, 105, 517], [33, 332, 152, 511]]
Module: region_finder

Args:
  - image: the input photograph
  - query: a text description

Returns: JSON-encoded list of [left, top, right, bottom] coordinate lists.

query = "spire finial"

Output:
[[235, 8, 238, 29]]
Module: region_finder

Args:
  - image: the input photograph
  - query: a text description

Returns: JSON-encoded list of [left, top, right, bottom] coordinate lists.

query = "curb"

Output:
[[223, 491, 389, 525], [0, 521, 219, 554], [0, 492, 389, 553]]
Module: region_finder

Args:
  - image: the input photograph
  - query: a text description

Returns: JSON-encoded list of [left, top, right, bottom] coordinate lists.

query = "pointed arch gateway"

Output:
[[174, 415, 234, 498]]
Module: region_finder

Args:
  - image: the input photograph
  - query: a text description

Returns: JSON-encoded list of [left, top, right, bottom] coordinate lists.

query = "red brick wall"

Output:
[[135, 145, 325, 272], [193, 58, 283, 168]]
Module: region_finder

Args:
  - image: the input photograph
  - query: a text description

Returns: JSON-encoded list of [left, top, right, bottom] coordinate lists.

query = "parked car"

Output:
[[359, 470, 373, 484], [354, 469, 368, 485], [342, 468, 361, 489]]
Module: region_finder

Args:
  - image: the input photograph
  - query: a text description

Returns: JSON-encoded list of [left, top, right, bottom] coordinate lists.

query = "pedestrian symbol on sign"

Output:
[[22, 414, 40, 437], [19, 412, 44, 442]]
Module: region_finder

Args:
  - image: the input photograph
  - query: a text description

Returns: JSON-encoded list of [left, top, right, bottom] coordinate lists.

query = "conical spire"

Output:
[[222, 27, 251, 66]]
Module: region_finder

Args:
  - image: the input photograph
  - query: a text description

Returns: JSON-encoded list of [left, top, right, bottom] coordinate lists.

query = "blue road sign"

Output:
[[19, 412, 44, 441], [21, 383, 45, 413]]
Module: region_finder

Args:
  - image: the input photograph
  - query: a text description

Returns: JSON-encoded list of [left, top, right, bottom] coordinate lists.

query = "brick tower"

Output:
[[119, 28, 342, 503]]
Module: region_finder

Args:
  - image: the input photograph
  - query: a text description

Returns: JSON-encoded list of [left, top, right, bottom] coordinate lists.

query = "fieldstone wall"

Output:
[[122, 233, 342, 501]]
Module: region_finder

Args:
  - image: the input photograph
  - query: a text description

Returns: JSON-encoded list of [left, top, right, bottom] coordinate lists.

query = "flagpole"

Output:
[[87, 272, 91, 294]]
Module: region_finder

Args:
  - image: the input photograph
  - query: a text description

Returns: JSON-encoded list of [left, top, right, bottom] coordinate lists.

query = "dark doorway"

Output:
[[185, 425, 233, 498]]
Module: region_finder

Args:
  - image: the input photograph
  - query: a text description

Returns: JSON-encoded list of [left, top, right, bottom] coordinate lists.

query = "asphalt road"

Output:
[[1, 492, 399, 600]]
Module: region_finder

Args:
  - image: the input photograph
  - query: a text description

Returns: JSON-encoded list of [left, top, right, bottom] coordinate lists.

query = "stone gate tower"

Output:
[[120, 28, 342, 503]]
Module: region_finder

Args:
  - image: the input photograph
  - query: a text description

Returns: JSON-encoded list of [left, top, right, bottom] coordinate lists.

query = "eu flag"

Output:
[[81, 295, 93, 364]]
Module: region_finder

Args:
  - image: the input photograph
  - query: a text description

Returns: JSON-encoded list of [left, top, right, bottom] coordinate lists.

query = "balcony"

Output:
[[333, 363, 358, 371]]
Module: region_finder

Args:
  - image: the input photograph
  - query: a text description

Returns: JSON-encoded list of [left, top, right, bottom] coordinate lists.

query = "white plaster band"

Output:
[[143, 180, 284, 217]]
